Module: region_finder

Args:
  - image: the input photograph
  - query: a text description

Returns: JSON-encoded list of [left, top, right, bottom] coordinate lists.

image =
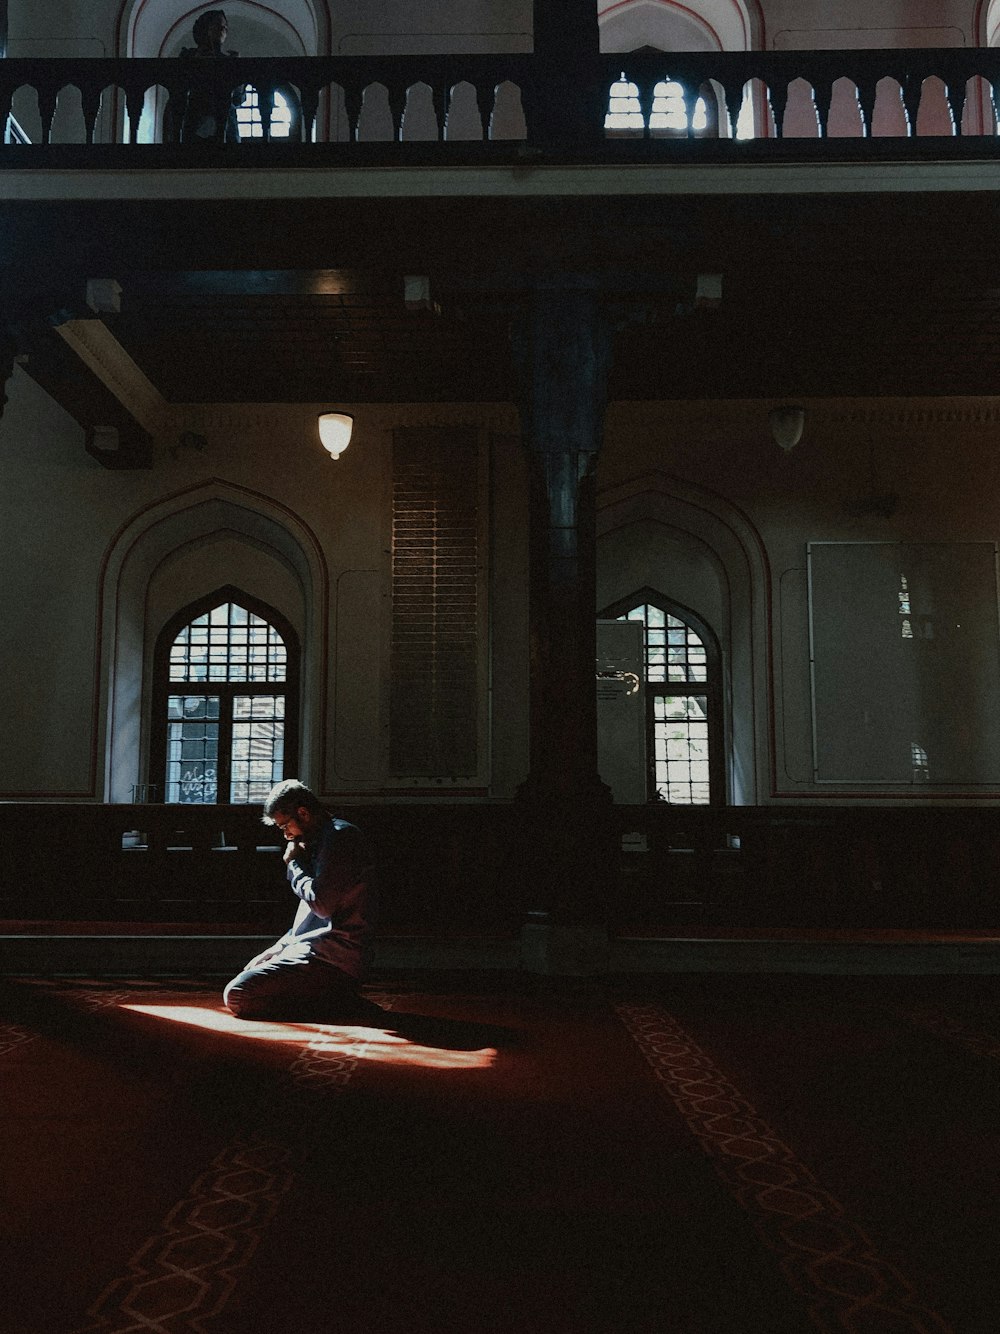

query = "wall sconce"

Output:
[[769, 405, 805, 452], [318, 412, 353, 460]]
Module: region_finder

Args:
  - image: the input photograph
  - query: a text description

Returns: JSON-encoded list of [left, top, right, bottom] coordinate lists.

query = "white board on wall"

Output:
[[807, 542, 1000, 785]]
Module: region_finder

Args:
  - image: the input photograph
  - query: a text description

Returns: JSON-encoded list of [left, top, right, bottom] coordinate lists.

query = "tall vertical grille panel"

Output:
[[390, 428, 480, 777]]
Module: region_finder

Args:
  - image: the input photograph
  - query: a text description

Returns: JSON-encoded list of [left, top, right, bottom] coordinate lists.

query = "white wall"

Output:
[[598, 397, 1000, 802], [0, 375, 522, 801], [5, 365, 1000, 804]]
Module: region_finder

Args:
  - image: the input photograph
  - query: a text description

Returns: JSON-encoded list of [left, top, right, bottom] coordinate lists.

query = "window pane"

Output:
[[605, 75, 644, 131], [236, 87, 292, 139], [616, 603, 707, 683], [229, 694, 285, 803], [649, 81, 708, 134], [652, 693, 710, 805], [610, 598, 717, 805], [169, 602, 287, 683], [166, 695, 220, 802]]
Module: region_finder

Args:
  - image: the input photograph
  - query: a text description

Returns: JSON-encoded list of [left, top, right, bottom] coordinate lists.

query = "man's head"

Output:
[[262, 779, 325, 840], [193, 9, 228, 49]]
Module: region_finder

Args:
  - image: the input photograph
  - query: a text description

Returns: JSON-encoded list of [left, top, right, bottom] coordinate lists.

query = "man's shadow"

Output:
[[351, 995, 519, 1053]]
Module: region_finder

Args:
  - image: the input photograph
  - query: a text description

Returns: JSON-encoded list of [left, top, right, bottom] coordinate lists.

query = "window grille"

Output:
[[603, 596, 723, 806], [236, 87, 293, 139], [153, 594, 297, 804]]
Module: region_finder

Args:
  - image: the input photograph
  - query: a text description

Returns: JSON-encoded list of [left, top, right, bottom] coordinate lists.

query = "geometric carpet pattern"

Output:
[[5, 973, 1000, 1334], [616, 1002, 952, 1334], [77, 991, 402, 1334]]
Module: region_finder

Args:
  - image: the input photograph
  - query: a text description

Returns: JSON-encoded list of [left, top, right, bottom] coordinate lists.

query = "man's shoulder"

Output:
[[320, 816, 364, 847], [326, 815, 359, 834]]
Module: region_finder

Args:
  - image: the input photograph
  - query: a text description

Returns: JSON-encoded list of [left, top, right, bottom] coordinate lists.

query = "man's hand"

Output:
[[283, 839, 306, 867], [246, 943, 283, 970]]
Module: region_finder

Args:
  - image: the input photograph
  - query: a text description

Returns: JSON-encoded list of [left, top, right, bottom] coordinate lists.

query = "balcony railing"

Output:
[[3, 47, 1000, 161]]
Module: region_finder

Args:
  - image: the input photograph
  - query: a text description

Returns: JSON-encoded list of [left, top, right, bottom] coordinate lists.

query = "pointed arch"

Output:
[[149, 584, 300, 803], [598, 0, 765, 54], [596, 470, 773, 803], [599, 587, 726, 804], [116, 0, 328, 58], [98, 480, 329, 801], [977, 0, 1000, 47]]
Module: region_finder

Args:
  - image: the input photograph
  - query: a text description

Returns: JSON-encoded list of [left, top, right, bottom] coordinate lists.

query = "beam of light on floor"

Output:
[[121, 1005, 496, 1069]]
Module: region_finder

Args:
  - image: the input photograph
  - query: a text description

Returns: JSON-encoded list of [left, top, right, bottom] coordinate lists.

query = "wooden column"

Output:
[[0, 331, 17, 419], [530, 0, 603, 148], [512, 282, 617, 958]]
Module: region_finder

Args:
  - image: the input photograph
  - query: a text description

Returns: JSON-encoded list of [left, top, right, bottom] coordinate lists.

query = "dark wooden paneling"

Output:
[[1, 803, 999, 933]]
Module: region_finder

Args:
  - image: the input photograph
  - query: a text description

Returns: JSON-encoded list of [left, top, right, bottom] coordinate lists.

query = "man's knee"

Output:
[[223, 958, 361, 1021], [223, 972, 270, 1019]]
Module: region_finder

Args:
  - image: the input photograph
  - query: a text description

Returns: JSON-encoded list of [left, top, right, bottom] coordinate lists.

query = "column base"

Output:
[[521, 920, 610, 976]]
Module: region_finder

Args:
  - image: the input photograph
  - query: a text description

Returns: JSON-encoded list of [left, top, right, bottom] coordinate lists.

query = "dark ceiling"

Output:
[[8, 190, 1000, 407], [106, 271, 518, 403]]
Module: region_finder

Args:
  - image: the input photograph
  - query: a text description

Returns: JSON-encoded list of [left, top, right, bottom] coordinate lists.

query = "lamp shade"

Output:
[[318, 412, 354, 459], [769, 405, 805, 452]]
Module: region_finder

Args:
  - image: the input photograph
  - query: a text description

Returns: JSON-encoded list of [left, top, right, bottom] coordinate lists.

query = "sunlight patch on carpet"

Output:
[[122, 1004, 497, 1069]]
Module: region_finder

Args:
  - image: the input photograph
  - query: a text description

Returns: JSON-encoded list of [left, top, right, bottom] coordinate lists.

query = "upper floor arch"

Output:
[[598, 0, 764, 53], [118, 0, 329, 59], [982, 0, 1000, 46]]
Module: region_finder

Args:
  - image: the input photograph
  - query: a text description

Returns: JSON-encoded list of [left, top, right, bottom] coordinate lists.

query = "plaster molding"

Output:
[[825, 404, 1000, 427], [184, 401, 520, 435]]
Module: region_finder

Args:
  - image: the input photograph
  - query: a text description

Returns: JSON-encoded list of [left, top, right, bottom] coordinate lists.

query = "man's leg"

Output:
[[224, 945, 361, 1021]]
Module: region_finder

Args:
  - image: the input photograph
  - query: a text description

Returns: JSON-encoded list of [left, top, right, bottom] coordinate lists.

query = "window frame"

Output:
[[149, 585, 300, 805], [599, 588, 726, 807]]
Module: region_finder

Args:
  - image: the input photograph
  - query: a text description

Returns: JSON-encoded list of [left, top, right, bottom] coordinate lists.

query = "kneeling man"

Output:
[[224, 779, 376, 1020]]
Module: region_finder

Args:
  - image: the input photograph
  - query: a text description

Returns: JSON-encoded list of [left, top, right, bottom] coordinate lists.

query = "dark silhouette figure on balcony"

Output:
[[223, 780, 377, 1021], [177, 10, 245, 143]]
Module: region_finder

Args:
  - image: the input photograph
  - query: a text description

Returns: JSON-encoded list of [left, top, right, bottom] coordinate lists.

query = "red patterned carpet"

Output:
[[3, 972, 998, 1333]]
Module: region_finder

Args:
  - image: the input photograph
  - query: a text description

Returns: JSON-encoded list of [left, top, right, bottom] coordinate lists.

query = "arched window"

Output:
[[150, 589, 299, 804], [600, 592, 725, 805], [236, 86, 300, 139], [604, 71, 717, 137]]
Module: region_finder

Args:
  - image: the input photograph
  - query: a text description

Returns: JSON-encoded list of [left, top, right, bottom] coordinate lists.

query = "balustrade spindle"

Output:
[[945, 81, 966, 136], [723, 81, 743, 139], [81, 85, 101, 146], [431, 84, 447, 139], [768, 81, 789, 139], [37, 85, 57, 145], [900, 75, 922, 138], [257, 84, 275, 143], [342, 83, 363, 142], [855, 77, 877, 138], [387, 83, 408, 141], [474, 84, 489, 140], [299, 84, 319, 142]]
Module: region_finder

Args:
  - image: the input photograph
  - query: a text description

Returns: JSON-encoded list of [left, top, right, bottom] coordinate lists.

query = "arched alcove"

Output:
[[99, 483, 328, 802], [596, 472, 772, 804]]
